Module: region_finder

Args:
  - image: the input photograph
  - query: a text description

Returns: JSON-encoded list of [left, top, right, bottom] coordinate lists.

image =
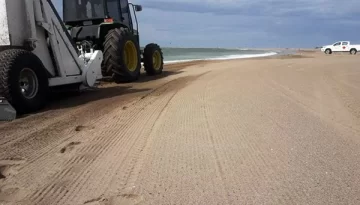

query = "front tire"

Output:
[[350, 49, 357, 55], [0, 49, 48, 114], [325, 49, 332, 54], [102, 28, 141, 83], [143, 43, 164, 76]]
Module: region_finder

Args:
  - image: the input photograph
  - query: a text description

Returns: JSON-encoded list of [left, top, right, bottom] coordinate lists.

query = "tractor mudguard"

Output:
[[98, 23, 130, 41]]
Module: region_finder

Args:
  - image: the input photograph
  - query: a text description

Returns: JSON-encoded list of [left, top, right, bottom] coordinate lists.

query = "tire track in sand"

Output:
[[4, 76, 202, 205], [0, 89, 146, 163], [55, 76, 204, 205], [1, 81, 179, 193], [202, 74, 230, 204], [119, 70, 231, 205], [101, 74, 211, 201], [9, 97, 160, 204]]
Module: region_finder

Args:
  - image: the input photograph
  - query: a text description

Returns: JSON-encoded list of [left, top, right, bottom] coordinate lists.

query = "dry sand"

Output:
[[1, 50, 360, 205]]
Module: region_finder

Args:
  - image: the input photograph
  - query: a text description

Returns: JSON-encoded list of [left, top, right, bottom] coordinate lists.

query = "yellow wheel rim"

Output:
[[124, 41, 138, 72], [152, 50, 162, 70]]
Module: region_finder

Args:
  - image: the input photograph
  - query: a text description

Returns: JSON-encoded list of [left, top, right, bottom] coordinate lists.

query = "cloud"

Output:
[[133, 0, 360, 47], [53, 0, 360, 48], [135, 0, 360, 17]]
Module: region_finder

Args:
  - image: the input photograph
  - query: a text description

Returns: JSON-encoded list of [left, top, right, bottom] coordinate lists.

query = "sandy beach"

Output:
[[1, 50, 360, 205]]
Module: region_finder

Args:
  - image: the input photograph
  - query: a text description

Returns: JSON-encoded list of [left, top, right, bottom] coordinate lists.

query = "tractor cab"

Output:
[[63, 0, 142, 45]]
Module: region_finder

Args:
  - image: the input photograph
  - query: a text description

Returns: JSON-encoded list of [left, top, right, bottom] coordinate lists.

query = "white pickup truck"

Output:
[[320, 41, 360, 55]]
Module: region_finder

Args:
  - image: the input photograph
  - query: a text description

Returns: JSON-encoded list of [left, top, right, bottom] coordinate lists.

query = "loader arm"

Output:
[[23, 0, 103, 86], [44, 0, 79, 56], [32, 0, 83, 78]]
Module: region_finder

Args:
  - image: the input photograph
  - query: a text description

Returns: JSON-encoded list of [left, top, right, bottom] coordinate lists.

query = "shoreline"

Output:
[[162, 49, 318, 69], [163, 51, 279, 65], [162, 48, 317, 66]]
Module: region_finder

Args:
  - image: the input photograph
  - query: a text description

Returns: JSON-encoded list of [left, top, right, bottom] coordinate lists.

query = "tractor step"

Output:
[[0, 97, 17, 121]]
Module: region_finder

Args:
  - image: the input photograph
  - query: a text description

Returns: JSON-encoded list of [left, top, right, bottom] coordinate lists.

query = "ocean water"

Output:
[[154, 47, 278, 64]]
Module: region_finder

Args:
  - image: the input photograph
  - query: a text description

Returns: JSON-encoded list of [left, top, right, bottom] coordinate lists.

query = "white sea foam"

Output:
[[163, 52, 277, 64]]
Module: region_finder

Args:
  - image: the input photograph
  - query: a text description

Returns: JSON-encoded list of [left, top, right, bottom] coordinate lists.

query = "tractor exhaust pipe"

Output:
[[0, 97, 17, 121]]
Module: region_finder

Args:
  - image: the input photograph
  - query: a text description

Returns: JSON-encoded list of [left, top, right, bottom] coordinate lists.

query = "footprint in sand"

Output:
[[75, 125, 95, 132], [0, 185, 28, 203], [60, 142, 81, 153], [0, 158, 25, 179]]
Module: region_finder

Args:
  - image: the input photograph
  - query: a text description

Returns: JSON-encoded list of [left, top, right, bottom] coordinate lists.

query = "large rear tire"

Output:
[[0, 49, 48, 114], [143, 43, 164, 76], [102, 28, 141, 83]]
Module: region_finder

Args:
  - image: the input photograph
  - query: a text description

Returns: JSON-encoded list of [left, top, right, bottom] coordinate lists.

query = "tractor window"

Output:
[[106, 0, 121, 21], [120, 0, 131, 27], [64, 0, 105, 22], [333, 42, 341, 46]]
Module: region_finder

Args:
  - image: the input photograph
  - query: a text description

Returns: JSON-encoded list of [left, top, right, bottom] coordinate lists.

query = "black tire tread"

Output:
[[0, 49, 29, 102], [143, 43, 164, 76], [0, 49, 48, 114], [101, 28, 141, 83]]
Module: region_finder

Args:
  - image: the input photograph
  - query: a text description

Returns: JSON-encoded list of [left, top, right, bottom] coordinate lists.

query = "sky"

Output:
[[54, 0, 360, 48]]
